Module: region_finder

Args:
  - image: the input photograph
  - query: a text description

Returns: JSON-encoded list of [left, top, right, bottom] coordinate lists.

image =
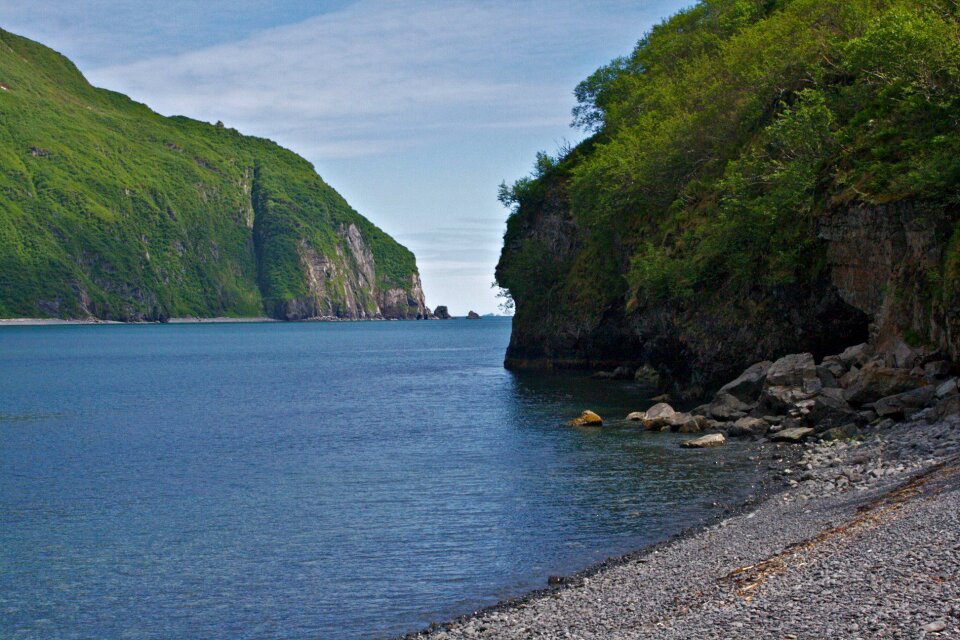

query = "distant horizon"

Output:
[[0, 0, 691, 315]]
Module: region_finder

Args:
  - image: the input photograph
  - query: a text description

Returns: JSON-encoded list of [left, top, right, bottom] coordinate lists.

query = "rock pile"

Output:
[[629, 342, 957, 446]]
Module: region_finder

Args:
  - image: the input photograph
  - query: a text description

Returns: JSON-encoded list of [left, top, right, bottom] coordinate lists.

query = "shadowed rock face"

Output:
[[818, 201, 957, 360]]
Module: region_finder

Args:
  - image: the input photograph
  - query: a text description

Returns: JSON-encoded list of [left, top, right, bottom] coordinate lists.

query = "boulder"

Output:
[[925, 361, 954, 380], [873, 385, 937, 418], [680, 433, 725, 448], [765, 353, 818, 388], [466, 310, 481, 320], [433, 305, 452, 320], [936, 378, 958, 399], [708, 392, 753, 420], [886, 340, 922, 369], [634, 365, 660, 386], [761, 353, 822, 412], [568, 410, 603, 427], [626, 411, 646, 421], [665, 412, 700, 433], [842, 363, 925, 406], [816, 365, 840, 389], [717, 360, 772, 403], [838, 343, 874, 368], [819, 423, 860, 441], [641, 402, 676, 429], [727, 416, 769, 438], [805, 388, 858, 431], [934, 394, 960, 420], [771, 427, 815, 443]]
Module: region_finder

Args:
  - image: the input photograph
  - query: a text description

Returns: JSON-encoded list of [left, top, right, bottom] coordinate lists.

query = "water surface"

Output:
[[0, 320, 760, 639]]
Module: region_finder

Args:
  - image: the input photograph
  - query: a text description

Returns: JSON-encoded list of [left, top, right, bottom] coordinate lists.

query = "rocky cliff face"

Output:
[[285, 224, 429, 320], [819, 201, 958, 361], [500, 194, 957, 397]]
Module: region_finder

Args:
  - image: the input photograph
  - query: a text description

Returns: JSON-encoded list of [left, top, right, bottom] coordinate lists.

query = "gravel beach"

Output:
[[407, 411, 960, 639]]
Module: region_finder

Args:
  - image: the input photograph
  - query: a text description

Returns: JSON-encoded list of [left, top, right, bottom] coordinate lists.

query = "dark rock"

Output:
[[805, 388, 858, 431], [717, 360, 772, 403], [591, 371, 616, 379], [611, 366, 635, 380], [819, 423, 860, 441], [842, 363, 924, 406], [727, 416, 769, 438], [666, 412, 700, 433], [771, 427, 814, 443], [433, 305, 452, 320], [838, 343, 874, 368], [816, 365, 840, 389], [709, 392, 753, 420], [466, 310, 481, 320], [634, 365, 660, 386], [547, 575, 567, 585], [873, 386, 937, 418], [924, 360, 953, 380]]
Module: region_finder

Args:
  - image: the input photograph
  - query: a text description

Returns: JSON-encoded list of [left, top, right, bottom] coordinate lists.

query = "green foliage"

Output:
[[497, 0, 960, 323], [0, 29, 419, 319]]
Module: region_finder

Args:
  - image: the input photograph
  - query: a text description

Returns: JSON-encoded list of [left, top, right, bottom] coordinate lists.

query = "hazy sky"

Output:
[[1, 0, 690, 314]]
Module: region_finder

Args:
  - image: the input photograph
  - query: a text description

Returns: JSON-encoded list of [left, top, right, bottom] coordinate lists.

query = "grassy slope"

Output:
[[0, 28, 418, 320], [497, 0, 960, 364]]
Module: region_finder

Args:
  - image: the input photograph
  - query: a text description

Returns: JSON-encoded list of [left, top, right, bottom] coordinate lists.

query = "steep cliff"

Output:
[[496, 0, 960, 395], [0, 29, 428, 321]]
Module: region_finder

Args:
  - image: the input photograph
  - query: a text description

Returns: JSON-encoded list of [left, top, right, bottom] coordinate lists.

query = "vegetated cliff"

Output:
[[496, 0, 960, 396], [0, 28, 429, 321]]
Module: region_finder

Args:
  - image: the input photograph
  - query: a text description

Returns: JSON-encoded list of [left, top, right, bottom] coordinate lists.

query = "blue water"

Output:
[[0, 319, 761, 639]]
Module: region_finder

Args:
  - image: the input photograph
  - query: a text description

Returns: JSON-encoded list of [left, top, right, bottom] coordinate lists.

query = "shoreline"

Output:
[[0, 316, 464, 327], [402, 412, 960, 639]]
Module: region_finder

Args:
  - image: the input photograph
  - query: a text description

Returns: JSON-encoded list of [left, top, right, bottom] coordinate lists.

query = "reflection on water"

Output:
[[0, 320, 761, 640]]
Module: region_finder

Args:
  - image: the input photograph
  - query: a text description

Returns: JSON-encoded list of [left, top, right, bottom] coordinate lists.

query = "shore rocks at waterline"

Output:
[[466, 311, 481, 320], [687, 340, 960, 443], [680, 433, 725, 448], [433, 306, 452, 320], [568, 410, 603, 427]]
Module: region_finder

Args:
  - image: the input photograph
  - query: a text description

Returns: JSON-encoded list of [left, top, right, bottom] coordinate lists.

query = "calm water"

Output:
[[0, 319, 761, 639]]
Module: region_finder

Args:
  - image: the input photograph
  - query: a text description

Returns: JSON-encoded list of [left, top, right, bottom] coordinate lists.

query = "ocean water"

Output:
[[0, 319, 761, 639]]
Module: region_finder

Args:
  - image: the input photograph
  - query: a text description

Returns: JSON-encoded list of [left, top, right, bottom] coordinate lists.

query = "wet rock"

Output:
[[666, 412, 701, 433], [727, 416, 769, 438], [626, 411, 646, 421], [568, 410, 603, 427], [680, 433, 725, 448], [771, 427, 815, 443], [641, 403, 676, 430]]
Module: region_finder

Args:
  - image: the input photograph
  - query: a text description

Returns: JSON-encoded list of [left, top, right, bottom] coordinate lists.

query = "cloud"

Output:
[[83, 0, 662, 160]]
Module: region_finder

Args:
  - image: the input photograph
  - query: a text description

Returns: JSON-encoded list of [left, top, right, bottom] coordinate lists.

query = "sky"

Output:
[[0, 0, 691, 315]]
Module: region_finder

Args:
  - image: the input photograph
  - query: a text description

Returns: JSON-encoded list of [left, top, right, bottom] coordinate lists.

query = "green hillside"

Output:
[[497, 0, 960, 391], [0, 28, 427, 321]]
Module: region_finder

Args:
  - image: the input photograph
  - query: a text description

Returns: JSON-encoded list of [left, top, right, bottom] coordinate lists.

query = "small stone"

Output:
[[922, 621, 946, 633], [568, 410, 603, 427], [626, 411, 645, 421], [771, 427, 815, 443], [680, 433, 725, 448]]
